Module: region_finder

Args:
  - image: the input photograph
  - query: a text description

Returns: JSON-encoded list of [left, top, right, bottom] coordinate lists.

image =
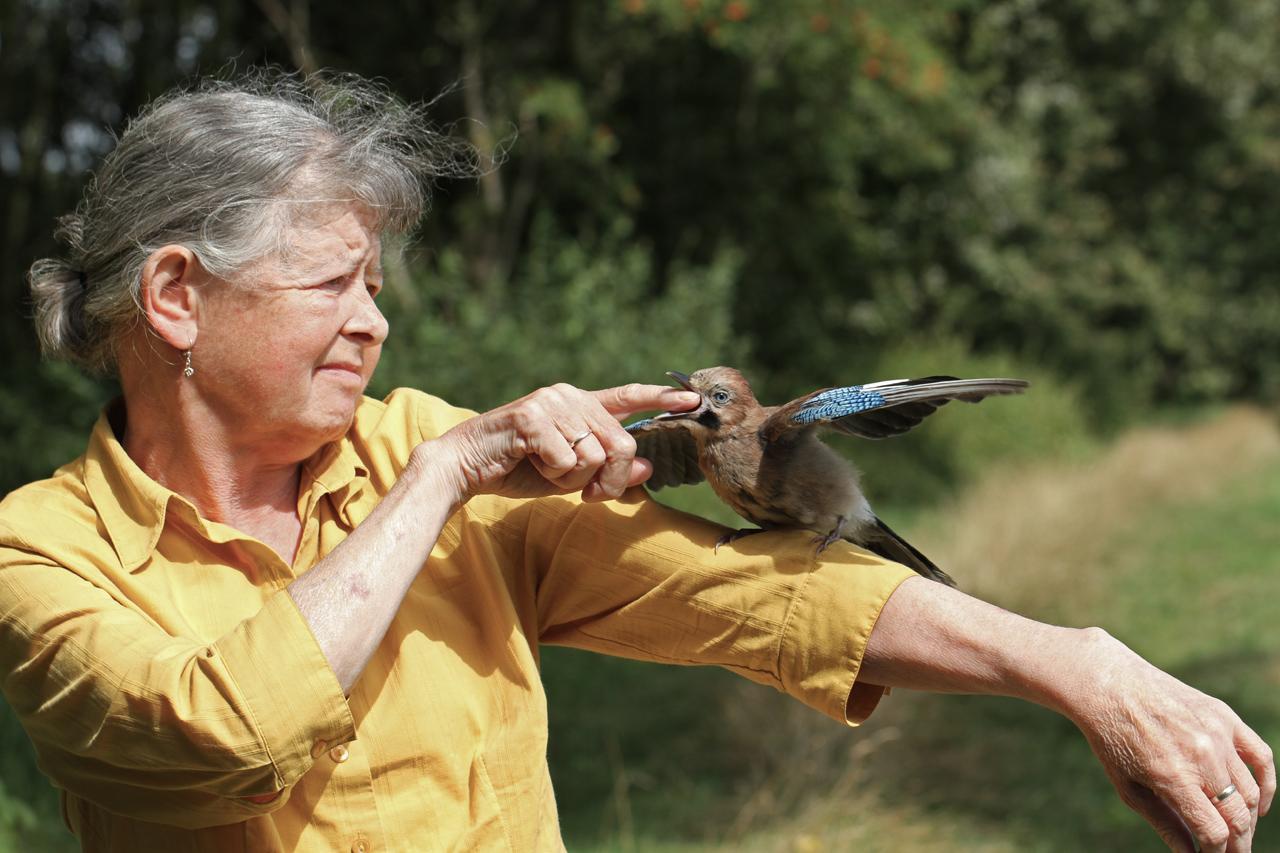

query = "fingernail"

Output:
[[666, 390, 700, 407]]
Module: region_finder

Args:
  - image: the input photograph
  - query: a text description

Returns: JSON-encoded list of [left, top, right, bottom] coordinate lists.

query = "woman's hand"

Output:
[[425, 382, 700, 505], [1065, 630, 1275, 853]]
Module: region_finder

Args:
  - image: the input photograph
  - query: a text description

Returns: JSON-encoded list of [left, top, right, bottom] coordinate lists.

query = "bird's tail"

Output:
[[855, 516, 957, 587]]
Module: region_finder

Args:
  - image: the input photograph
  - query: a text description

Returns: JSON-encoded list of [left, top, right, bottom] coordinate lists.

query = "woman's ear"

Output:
[[139, 245, 205, 349]]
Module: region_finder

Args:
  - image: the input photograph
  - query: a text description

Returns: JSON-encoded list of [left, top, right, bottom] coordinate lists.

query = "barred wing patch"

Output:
[[763, 376, 1029, 441], [790, 386, 888, 425], [625, 419, 704, 489]]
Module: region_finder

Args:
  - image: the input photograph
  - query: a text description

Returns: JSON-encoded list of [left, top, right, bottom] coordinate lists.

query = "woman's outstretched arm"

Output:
[[861, 576, 1275, 853]]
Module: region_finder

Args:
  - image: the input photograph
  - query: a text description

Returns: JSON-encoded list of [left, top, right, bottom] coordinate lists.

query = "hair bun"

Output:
[[29, 258, 91, 366]]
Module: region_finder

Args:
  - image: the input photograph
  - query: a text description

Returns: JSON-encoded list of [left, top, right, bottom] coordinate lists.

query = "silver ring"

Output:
[[568, 430, 593, 448], [1214, 783, 1238, 803]]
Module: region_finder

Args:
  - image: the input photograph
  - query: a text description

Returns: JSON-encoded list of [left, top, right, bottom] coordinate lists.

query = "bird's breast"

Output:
[[700, 433, 872, 533], [699, 434, 795, 527]]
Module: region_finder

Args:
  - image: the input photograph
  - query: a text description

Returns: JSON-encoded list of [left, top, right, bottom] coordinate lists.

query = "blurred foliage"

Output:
[[0, 702, 75, 853], [5, 0, 1280, 847], [369, 216, 747, 408], [6, 0, 1280, 495]]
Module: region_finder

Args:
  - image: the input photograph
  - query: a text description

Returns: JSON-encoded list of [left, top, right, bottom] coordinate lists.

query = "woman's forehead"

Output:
[[275, 203, 382, 271]]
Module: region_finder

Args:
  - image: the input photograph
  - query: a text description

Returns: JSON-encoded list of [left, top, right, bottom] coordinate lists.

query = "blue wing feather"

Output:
[[789, 387, 887, 425]]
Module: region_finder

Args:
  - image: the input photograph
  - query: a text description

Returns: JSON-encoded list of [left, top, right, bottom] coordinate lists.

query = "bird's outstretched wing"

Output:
[[762, 376, 1029, 442], [625, 419, 705, 489]]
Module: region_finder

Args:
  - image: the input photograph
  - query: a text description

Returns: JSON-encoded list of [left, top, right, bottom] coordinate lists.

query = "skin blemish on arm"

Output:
[[347, 577, 372, 600]]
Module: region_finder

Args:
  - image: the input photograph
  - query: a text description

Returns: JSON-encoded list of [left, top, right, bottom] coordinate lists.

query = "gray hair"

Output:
[[29, 69, 480, 374]]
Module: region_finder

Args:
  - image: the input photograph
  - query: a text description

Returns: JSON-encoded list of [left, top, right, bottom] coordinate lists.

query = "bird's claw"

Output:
[[811, 516, 846, 554], [714, 528, 766, 553], [811, 531, 840, 554]]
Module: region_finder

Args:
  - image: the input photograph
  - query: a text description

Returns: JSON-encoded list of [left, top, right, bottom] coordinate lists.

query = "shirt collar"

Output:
[[82, 400, 370, 572], [81, 403, 173, 572], [300, 435, 370, 525]]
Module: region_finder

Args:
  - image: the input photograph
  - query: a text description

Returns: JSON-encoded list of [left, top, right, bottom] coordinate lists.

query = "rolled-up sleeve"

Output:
[[0, 537, 354, 828], [518, 488, 915, 725]]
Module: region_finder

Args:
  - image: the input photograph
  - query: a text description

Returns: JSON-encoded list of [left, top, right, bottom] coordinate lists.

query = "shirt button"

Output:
[[310, 740, 328, 759], [350, 837, 370, 853], [329, 744, 350, 763]]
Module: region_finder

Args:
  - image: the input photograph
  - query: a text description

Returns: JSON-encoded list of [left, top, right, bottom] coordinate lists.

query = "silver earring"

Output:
[[183, 350, 194, 377]]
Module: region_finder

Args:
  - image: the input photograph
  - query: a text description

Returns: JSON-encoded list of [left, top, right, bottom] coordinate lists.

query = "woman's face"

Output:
[[195, 203, 389, 460]]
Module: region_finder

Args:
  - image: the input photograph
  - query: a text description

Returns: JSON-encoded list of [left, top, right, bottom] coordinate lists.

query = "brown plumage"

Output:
[[626, 367, 1031, 586]]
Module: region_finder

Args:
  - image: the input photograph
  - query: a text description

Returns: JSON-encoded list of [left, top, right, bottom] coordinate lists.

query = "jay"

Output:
[[626, 367, 1029, 586]]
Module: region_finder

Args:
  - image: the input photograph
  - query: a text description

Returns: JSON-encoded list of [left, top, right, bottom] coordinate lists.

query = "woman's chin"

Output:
[[294, 392, 364, 444]]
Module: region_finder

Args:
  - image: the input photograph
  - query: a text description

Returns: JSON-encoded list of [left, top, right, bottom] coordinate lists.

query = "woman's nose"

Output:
[[344, 286, 389, 345]]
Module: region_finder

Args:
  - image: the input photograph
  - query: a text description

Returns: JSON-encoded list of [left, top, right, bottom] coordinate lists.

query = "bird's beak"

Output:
[[654, 371, 704, 420], [666, 370, 694, 391]]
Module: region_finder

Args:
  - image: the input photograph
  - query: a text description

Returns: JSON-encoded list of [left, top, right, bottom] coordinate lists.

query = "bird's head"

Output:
[[653, 366, 758, 431]]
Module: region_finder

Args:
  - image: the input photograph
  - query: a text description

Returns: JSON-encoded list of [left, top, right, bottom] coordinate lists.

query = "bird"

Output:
[[625, 367, 1030, 586]]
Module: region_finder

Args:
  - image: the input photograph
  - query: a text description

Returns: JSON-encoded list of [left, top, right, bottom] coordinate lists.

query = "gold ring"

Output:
[[569, 430, 593, 448]]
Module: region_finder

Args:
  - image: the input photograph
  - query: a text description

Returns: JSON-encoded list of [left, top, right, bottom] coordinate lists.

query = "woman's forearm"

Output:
[[860, 575, 1094, 714], [287, 442, 462, 694]]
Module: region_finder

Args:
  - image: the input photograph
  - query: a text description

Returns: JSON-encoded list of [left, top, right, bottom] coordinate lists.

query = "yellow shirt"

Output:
[[0, 388, 913, 852]]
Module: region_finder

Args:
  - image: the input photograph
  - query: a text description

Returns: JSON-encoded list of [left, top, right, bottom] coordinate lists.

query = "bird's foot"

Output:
[[811, 516, 847, 554], [714, 528, 767, 553]]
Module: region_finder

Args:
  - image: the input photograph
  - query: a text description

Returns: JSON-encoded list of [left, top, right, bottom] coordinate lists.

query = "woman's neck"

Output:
[[117, 396, 308, 564]]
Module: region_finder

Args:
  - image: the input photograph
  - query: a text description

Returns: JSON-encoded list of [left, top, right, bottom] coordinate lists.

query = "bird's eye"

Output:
[[711, 390, 731, 404]]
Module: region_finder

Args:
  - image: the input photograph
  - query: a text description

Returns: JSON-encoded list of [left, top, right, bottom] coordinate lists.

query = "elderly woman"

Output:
[[1, 73, 1272, 853]]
